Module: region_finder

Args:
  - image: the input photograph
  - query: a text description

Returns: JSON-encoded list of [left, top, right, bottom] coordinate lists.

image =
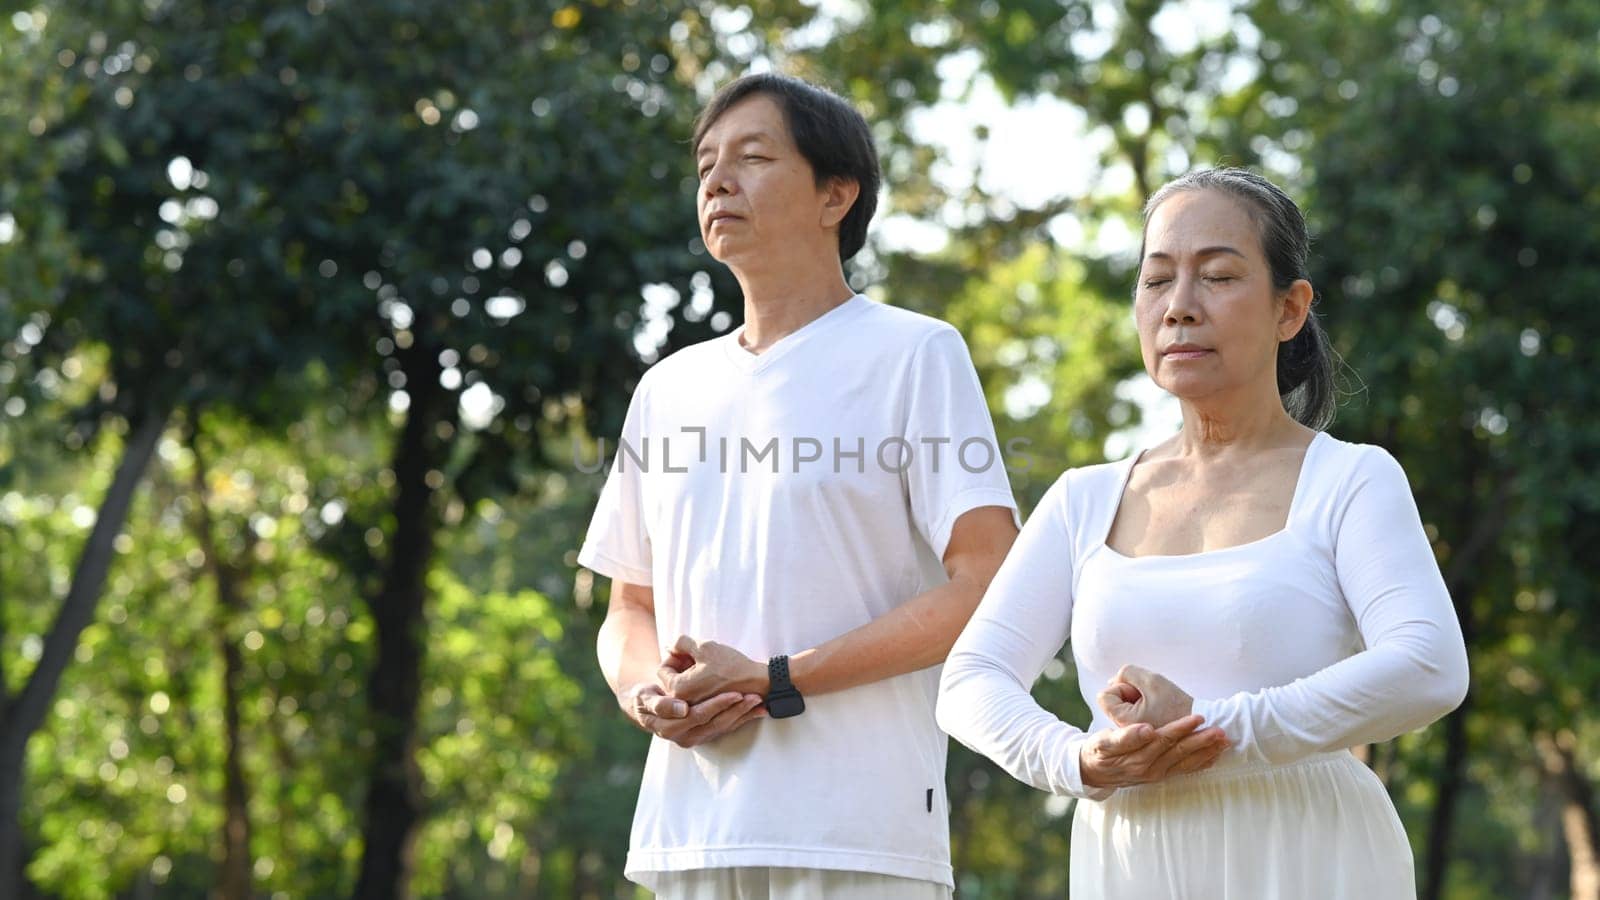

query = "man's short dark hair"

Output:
[[692, 73, 881, 262]]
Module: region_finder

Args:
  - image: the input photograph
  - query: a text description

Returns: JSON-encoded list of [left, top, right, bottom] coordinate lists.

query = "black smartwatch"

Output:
[[765, 654, 806, 719]]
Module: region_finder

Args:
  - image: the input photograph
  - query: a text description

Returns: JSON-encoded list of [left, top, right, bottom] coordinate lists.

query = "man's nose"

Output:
[[702, 161, 735, 197]]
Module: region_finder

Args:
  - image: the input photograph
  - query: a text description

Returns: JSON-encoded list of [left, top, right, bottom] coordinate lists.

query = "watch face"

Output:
[[766, 691, 805, 719]]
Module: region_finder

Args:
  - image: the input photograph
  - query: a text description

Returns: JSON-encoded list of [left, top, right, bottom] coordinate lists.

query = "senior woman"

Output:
[[936, 167, 1468, 898]]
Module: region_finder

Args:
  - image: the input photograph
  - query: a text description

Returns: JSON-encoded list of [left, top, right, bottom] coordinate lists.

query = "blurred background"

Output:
[[0, 0, 1596, 897]]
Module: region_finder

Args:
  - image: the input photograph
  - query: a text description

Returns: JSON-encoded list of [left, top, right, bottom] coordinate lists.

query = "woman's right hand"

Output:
[[1079, 714, 1230, 789]]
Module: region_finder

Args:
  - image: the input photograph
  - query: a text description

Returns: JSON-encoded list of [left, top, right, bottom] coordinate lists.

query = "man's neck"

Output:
[[732, 265, 855, 355]]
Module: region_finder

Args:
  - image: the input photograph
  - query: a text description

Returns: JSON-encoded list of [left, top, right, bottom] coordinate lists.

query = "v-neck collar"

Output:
[[720, 294, 868, 375]]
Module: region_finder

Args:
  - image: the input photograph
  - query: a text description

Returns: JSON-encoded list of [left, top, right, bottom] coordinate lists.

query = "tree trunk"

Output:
[[352, 347, 447, 900], [188, 429, 256, 900], [217, 620, 255, 900], [0, 408, 169, 895], [1419, 569, 1477, 900], [520, 842, 542, 899], [1538, 731, 1600, 900], [1419, 690, 1469, 900], [1419, 456, 1501, 900], [1375, 737, 1398, 793]]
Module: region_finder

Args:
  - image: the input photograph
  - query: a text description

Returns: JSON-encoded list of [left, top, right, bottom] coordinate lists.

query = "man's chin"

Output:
[[706, 238, 744, 258]]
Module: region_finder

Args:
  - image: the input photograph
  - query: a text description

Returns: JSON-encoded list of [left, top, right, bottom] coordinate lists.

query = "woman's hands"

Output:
[[1098, 664, 1196, 729], [1079, 664, 1231, 789], [1078, 716, 1229, 788]]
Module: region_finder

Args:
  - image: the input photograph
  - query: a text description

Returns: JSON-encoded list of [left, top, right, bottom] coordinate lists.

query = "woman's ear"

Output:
[[818, 176, 861, 230], [1278, 279, 1314, 341]]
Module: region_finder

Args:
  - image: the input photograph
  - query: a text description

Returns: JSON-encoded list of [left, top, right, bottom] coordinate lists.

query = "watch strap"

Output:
[[765, 654, 805, 718], [768, 654, 794, 691]]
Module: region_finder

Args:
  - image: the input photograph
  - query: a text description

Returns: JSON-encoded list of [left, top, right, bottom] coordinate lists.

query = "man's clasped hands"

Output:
[[620, 636, 1232, 785], [617, 636, 769, 749]]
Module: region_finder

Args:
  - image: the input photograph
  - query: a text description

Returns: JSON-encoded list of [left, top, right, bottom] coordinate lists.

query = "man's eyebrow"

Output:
[[1143, 246, 1248, 261], [696, 130, 778, 158]]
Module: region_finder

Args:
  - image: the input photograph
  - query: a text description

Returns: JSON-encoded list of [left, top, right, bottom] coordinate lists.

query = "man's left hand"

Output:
[[659, 635, 769, 704]]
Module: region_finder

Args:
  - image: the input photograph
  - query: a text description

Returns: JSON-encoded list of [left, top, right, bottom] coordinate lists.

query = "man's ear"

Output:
[[818, 176, 860, 230], [1277, 279, 1314, 341]]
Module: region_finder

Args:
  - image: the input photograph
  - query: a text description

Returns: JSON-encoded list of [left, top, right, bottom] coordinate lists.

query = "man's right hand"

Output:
[[617, 683, 766, 749], [1078, 714, 1230, 789]]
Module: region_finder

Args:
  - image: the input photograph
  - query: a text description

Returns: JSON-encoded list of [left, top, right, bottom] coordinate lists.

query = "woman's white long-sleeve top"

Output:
[[936, 433, 1470, 799]]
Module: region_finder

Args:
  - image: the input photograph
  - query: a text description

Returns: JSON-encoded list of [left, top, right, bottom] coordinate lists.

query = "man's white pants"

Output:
[[652, 867, 953, 899]]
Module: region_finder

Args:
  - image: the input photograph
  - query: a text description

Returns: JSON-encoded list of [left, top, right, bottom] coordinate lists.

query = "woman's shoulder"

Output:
[[1035, 458, 1133, 519], [1307, 432, 1408, 484], [1297, 432, 1418, 532]]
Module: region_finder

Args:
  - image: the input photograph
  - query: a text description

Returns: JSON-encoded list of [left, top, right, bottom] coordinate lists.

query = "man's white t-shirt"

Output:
[[578, 295, 1018, 890]]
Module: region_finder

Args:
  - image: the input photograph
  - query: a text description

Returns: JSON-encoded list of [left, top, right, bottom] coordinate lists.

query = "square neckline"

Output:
[[1098, 430, 1326, 562]]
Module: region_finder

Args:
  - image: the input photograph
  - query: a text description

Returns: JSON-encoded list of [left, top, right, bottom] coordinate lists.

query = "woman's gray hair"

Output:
[[1140, 167, 1337, 430]]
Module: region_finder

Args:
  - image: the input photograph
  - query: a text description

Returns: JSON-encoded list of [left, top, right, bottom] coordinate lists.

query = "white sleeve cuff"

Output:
[[1062, 731, 1118, 801], [576, 544, 653, 585], [928, 487, 1021, 560]]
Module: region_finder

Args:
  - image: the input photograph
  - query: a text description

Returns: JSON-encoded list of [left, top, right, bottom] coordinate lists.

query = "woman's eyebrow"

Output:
[[1143, 246, 1247, 261]]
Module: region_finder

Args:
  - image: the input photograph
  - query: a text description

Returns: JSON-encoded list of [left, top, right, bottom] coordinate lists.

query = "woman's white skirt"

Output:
[[1070, 750, 1416, 899]]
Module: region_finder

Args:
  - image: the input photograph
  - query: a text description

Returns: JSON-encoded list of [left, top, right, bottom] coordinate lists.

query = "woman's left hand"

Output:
[[1098, 664, 1195, 730]]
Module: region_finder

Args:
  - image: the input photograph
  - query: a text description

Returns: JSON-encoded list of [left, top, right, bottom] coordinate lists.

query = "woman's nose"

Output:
[[1164, 277, 1200, 324]]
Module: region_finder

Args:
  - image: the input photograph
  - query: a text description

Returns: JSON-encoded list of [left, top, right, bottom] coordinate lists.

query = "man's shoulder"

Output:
[[852, 298, 964, 348], [637, 334, 735, 390]]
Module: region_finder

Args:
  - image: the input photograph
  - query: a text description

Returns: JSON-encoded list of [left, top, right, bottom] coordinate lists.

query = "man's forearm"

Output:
[[597, 592, 663, 698], [780, 506, 1016, 699], [786, 573, 985, 697], [653, 509, 1016, 704]]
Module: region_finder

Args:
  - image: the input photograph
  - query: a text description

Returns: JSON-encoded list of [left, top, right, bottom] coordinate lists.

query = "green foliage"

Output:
[[408, 573, 584, 896], [935, 244, 1139, 500], [8, 413, 370, 896]]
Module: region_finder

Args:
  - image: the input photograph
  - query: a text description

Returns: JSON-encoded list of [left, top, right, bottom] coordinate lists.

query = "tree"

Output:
[[1226, 1, 1600, 895], [0, 0, 342, 886], [6, 0, 772, 894]]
